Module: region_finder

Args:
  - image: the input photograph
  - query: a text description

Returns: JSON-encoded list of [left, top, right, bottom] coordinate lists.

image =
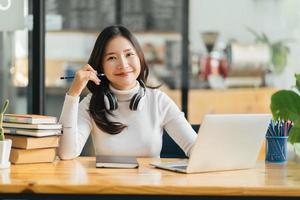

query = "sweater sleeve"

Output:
[[58, 93, 93, 160], [158, 91, 197, 157]]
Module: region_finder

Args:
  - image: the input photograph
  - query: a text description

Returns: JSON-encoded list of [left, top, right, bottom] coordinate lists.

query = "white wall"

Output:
[[189, 0, 300, 88]]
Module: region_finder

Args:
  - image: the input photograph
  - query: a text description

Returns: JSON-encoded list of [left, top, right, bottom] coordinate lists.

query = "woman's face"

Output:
[[102, 36, 141, 90]]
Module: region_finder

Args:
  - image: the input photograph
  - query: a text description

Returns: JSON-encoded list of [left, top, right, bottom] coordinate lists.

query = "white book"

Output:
[[3, 122, 62, 130], [4, 128, 62, 137], [96, 155, 139, 168], [3, 114, 57, 124]]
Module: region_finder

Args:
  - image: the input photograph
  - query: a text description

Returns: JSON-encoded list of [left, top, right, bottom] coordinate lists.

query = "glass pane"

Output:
[[44, 0, 184, 156], [122, 0, 183, 110], [44, 0, 183, 119], [0, 0, 28, 114], [188, 0, 297, 124], [44, 0, 117, 118]]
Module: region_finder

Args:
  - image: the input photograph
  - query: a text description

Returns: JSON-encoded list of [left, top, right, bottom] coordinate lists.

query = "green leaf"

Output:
[[288, 127, 300, 144], [271, 44, 288, 74], [261, 33, 270, 44], [0, 99, 9, 114], [295, 74, 300, 93], [246, 27, 261, 39], [0, 100, 9, 141], [271, 90, 300, 120], [0, 128, 4, 141], [270, 90, 300, 144], [246, 27, 267, 43]]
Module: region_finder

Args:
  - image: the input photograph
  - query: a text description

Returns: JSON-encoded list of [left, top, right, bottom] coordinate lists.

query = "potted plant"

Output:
[[0, 100, 12, 169], [247, 27, 290, 74], [270, 74, 300, 160]]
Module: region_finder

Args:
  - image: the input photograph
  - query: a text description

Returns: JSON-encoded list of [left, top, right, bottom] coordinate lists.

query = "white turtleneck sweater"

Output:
[[58, 83, 197, 160]]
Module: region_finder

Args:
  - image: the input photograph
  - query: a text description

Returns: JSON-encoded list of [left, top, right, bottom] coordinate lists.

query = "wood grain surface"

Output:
[[0, 157, 300, 197]]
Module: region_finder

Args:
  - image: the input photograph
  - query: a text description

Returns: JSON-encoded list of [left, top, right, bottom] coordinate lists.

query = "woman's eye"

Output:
[[107, 56, 116, 61], [126, 52, 134, 57]]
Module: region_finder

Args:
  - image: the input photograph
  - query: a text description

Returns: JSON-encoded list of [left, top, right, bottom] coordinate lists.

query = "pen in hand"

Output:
[[60, 73, 105, 80]]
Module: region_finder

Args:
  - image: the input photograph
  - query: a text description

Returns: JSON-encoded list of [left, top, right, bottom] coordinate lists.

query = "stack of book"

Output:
[[2, 114, 62, 164]]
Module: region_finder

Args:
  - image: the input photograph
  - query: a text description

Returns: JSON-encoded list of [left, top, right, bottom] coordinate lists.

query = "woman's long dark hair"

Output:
[[87, 25, 150, 135]]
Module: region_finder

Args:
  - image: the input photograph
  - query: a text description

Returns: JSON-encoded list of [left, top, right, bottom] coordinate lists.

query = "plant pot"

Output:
[[0, 139, 12, 169]]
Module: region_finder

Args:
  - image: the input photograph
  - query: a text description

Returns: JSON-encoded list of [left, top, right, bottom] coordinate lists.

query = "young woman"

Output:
[[58, 25, 197, 159]]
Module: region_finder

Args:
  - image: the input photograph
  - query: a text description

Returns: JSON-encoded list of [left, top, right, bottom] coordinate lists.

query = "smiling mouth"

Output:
[[115, 71, 132, 76]]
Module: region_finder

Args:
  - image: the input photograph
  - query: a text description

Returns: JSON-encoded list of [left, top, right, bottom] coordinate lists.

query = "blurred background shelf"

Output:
[[1, 0, 297, 121], [162, 87, 277, 124]]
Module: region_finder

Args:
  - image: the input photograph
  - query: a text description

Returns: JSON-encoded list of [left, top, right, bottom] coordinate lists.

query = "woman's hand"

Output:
[[67, 64, 101, 97]]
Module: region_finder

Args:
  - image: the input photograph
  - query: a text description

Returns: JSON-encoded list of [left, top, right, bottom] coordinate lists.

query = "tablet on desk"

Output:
[[96, 155, 139, 168]]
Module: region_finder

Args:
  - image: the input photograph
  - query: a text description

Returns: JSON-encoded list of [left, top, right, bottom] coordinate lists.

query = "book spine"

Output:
[[3, 117, 32, 124], [10, 148, 56, 164]]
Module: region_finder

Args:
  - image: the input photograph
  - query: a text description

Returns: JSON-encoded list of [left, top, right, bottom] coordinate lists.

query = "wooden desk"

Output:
[[0, 157, 300, 199]]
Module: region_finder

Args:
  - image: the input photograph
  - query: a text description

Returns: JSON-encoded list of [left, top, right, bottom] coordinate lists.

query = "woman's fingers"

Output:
[[84, 64, 97, 74], [88, 71, 101, 85], [68, 64, 101, 96], [81, 64, 101, 84]]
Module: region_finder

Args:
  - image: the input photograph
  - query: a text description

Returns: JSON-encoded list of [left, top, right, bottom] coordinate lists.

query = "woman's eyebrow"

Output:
[[123, 48, 133, 52], [104, 52, 116, 56]]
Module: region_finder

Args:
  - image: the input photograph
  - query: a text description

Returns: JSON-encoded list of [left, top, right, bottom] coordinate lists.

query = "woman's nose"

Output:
[[118, 56, 129, 69]]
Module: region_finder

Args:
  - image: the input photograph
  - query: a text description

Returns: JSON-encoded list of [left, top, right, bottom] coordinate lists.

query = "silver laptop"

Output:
[[151, 114, 271, 173]]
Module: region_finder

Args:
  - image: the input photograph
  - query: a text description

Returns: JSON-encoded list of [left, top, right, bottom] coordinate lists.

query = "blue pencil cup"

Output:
[[265, 136, 288, 163]]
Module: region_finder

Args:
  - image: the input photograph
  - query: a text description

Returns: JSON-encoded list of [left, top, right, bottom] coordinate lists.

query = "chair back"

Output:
[[160, 124, 200, 158]]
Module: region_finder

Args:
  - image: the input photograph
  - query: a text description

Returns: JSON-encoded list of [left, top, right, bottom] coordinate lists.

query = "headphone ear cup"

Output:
[[132, 95, 142, 110], [129, 93, 138, 110], [130, 94, 145, 111], [104, 92, 118, 110], [129, 80, 146, 111], [135, 95, 145, 111]]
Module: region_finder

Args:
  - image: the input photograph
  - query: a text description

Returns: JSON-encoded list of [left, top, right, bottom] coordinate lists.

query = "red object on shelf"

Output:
[[200, 55, 228, 80]]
